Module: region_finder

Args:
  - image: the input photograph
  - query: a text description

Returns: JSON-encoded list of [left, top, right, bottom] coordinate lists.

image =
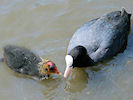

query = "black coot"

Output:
[[64, 8, 131, 78]]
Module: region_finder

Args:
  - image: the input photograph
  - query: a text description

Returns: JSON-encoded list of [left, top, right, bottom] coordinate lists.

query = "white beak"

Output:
[[64, 66, 71, 78], [64, 55, 73, 78]]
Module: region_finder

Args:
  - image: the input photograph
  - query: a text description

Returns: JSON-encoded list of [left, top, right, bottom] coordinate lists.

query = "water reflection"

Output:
[[39, 76, 63, 99], [64, 68, 88, 93], [127, 22, 133, 48]]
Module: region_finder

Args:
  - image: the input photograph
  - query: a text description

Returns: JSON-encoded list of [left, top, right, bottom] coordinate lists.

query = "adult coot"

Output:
[[3, 45, 61, 80], [64, 8, 131, 78]]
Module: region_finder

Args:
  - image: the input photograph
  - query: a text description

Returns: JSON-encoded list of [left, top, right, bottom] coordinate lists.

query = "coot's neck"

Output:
[[68, 45, 94, 67]]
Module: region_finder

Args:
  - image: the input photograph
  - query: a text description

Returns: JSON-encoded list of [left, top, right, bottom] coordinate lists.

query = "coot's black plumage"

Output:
[[64, 8, 131, 78], [3, 45, 61, 79]]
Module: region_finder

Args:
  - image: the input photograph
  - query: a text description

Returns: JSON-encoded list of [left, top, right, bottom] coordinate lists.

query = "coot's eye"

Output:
[[70, 66, 73, 68]]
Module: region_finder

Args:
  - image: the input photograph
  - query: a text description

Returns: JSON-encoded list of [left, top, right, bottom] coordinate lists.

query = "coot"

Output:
[[64, 8, 131, 78]]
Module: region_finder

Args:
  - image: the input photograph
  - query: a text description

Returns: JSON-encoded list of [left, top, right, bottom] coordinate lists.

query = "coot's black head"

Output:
[[64, 45, 92, 78], [68, 45, 88, 67]]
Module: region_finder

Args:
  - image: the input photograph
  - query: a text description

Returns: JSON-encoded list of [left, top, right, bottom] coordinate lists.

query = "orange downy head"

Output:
[[39, 59, 61, 76]]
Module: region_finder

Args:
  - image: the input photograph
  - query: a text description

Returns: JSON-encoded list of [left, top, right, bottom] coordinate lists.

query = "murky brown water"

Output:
[[0, 0, 133, 100]]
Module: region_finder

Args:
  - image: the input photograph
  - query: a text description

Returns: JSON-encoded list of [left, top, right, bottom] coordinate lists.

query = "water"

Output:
[[0, 0, 133, 100]]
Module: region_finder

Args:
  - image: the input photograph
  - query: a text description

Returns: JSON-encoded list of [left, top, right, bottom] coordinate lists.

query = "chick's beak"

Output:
[[48, 61, 62, 75], [51, 66, 62, 75]]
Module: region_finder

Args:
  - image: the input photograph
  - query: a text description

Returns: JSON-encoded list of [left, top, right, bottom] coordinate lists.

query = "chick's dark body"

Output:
[[4, 45, 41, 76]]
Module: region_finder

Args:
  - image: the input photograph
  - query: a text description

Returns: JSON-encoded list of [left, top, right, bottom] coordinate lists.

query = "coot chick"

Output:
[[3, 45, 61, 80], [64, 8, 131, 78]]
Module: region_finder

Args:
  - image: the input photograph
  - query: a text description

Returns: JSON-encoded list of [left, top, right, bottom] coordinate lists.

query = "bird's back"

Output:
[[67, 9, 131, 63], [4, 45, 41, 75]]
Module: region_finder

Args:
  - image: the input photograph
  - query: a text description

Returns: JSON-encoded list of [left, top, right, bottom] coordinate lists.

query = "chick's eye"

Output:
[[44, 68, 48, 72], [50, 67, 54, 70]]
